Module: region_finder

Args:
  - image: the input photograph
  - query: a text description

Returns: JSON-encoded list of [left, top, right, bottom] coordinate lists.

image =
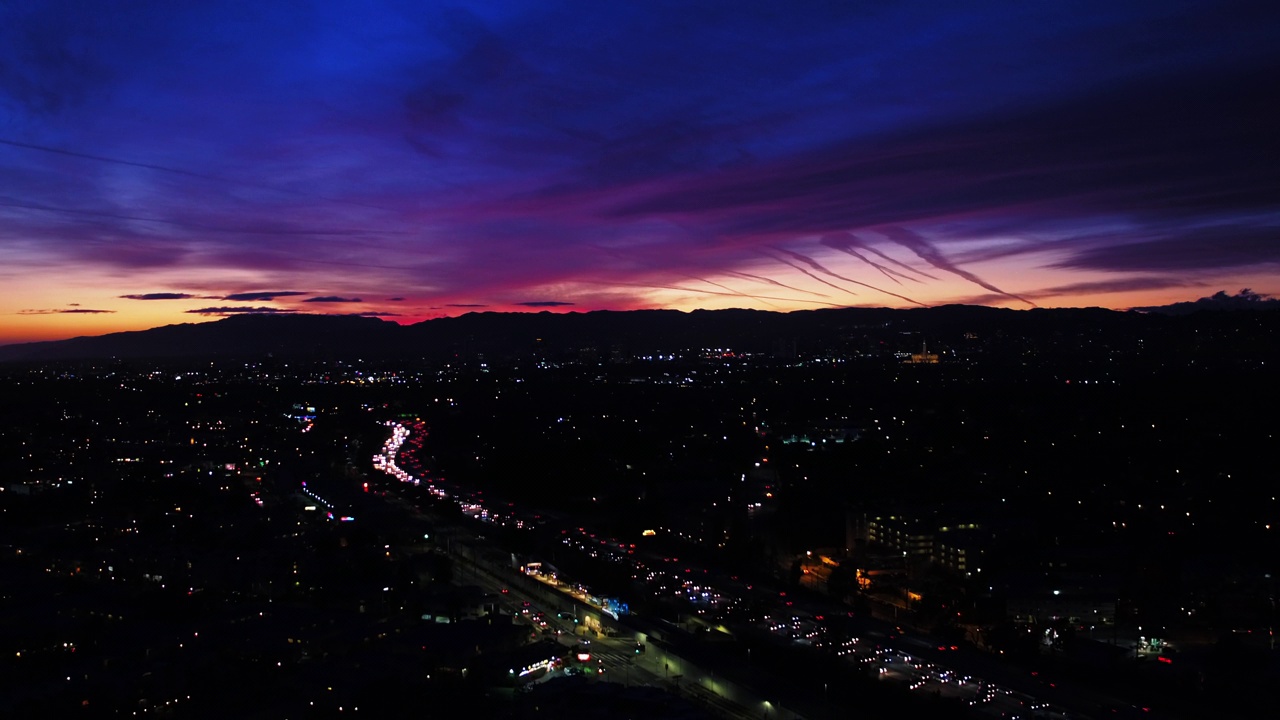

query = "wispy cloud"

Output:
[[221, 291, 308, 302], [770, 246, 927, 307], [1052, 226, 1280, 272], [18, 308, 116, 314], [0, 138, 393, 211], [120, 292, 197, 300], [0, 0, 1276, 333], [881, 228, 1033, 307], [303, 296, 362, 303], [185, 306, 298, 315], [722, 270, 830, 297], [946, 276, 1203, 306], [819, 233, 929, 284]]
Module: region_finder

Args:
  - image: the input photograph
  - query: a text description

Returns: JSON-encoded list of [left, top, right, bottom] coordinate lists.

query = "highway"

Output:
[[371, 419, 1166, 720]]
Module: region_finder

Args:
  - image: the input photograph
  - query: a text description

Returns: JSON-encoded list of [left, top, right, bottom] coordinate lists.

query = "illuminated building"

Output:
[[906, 340, 939, 364]]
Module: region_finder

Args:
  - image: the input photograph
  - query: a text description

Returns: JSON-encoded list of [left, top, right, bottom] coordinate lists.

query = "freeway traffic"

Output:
[[372, 419, 1158, 719]]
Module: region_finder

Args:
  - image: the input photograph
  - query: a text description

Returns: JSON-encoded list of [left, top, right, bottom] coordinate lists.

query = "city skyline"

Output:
[[3, 0, 1279, 345]]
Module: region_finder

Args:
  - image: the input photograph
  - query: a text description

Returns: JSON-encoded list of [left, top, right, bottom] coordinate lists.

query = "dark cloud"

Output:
[[350, 311, 402, 317], [303, 296, 362, 303], [120, 292, 195, 300], [185, 306, 297, 315], [387, 297, 406, 302], [19, 308, 115, 314], [607, 62, 1280, 274], [1133, 288, 1280, 314], [445, 303, 489, 308], [1052, 226, 1280, 272], [221, 291, 308, 302], [947, 276, 1204, 306], [515, 301, 574, 307], [0, 10, 113, 116]]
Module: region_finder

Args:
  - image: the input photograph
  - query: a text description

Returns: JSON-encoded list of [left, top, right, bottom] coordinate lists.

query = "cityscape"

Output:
[[3, 1, 1279, 718], [1, 305, 1277, 718]]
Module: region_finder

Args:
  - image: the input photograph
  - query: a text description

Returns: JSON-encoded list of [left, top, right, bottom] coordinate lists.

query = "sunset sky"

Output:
[[2, 1, 1278, 345]]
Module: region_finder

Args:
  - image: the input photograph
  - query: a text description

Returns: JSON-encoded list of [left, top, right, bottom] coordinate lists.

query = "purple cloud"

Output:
[[722, 270, 830, 298], [221, 291, 309, 302], [0, 138, 391, 212], [185, 306, 298, 315], [1, 1, 1277, 326], [945, 276, 1204, 306], [819, 233, 931, 283], [18, 308, 116, 314], [303, 296, 362, 303], [768, 246, 927, 307], [1053, 226, 1280, 272], [879, 228, 1034, 306], [120, 292, 196, 300]]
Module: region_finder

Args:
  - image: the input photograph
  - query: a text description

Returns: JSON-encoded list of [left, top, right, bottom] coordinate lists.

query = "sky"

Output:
[[2, 0, 1278, 344]]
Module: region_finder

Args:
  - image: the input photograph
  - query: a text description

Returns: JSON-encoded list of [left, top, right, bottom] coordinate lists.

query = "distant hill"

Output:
[[0, 304, 1270, 363], [1131, 288, 1280, 315], [0, 314, 401, 362]]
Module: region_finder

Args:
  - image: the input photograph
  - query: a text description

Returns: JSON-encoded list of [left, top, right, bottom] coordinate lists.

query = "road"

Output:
[[371, 419, 1168, 720]]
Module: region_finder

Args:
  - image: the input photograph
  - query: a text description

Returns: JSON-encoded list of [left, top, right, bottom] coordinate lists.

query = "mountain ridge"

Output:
[[0, 304, 1271, 363]]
